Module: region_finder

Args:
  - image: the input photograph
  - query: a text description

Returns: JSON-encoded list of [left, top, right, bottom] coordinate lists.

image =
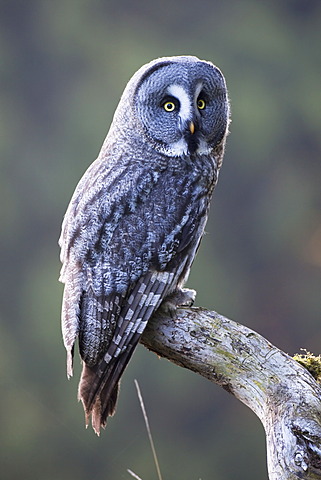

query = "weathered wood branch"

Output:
[[141, 307, 321, 480]]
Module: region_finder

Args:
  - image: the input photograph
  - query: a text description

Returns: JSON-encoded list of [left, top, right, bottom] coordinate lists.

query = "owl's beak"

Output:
[[189, 121, 195, 135]]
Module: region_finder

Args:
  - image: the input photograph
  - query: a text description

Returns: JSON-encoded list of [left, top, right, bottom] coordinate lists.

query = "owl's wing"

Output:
[[60, 153, 209, 433], [59, 155, 152, 376], [76, 207, 196, 433]]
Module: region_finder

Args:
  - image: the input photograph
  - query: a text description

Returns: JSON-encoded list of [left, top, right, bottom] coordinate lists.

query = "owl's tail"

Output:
[[78, 342, 138, 435]]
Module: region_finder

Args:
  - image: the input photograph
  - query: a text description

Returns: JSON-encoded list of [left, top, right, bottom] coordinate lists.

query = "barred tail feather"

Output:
[[78, 362, 119, 433], [78, 340, 139, 434], [78, 271, 175, 434]]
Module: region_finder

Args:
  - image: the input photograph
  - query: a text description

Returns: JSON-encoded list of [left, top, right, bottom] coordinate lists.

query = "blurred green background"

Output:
[[1, 1, 321, 479]]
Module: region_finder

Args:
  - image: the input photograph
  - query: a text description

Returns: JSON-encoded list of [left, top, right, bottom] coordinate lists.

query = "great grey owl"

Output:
[[59, 55, 230, 434]]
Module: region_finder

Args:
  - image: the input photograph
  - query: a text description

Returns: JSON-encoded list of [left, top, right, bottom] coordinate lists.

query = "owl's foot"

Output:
[[159, 288, 196, 319]]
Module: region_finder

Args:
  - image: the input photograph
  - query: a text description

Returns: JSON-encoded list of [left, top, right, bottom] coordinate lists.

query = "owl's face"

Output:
[[132, 56, 229, 157]]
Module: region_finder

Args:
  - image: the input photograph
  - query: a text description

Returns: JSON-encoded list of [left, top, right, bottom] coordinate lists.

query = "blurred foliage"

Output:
[[1, 1, 321, 479]]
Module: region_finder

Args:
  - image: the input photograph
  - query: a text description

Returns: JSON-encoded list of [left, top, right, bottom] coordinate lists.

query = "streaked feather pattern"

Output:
[[59, 55, 229, 434]]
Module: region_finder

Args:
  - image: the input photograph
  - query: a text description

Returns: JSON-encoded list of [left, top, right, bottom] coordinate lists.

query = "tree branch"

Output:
[[140, 307, 321, 480]]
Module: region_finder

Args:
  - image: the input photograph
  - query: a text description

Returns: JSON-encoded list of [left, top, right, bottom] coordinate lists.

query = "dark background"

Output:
[[1, 1, 321, 479]]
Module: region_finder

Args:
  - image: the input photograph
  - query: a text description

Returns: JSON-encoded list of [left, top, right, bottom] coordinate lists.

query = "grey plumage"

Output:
[[59, 55, 230, 434]]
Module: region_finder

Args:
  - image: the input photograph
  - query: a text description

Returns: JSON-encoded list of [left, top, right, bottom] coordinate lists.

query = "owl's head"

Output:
[[112, 56, 230, 157]]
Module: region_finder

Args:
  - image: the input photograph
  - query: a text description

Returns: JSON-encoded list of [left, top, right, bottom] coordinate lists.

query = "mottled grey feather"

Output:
[[59, 55, 230, 434]]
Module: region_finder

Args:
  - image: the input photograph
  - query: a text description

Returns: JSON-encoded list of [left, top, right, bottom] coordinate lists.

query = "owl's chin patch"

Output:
[[163, 135, 211, 158], [164, 138, 189, 157]]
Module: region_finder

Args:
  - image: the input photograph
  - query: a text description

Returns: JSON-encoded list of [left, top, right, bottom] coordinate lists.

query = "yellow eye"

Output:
[[163, 101, 176, 112], [197, 98, 206, 110]]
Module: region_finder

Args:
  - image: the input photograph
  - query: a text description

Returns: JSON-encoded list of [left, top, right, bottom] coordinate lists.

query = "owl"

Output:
[[59, 55, 230, 434]]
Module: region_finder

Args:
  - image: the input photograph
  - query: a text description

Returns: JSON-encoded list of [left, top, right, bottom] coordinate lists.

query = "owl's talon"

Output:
[[159, 288, 196, 319], [178, 288, 196, 307]]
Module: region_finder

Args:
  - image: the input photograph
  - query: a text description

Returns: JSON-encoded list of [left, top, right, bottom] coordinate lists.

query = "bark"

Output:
[[140, 307, 321, 480]]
